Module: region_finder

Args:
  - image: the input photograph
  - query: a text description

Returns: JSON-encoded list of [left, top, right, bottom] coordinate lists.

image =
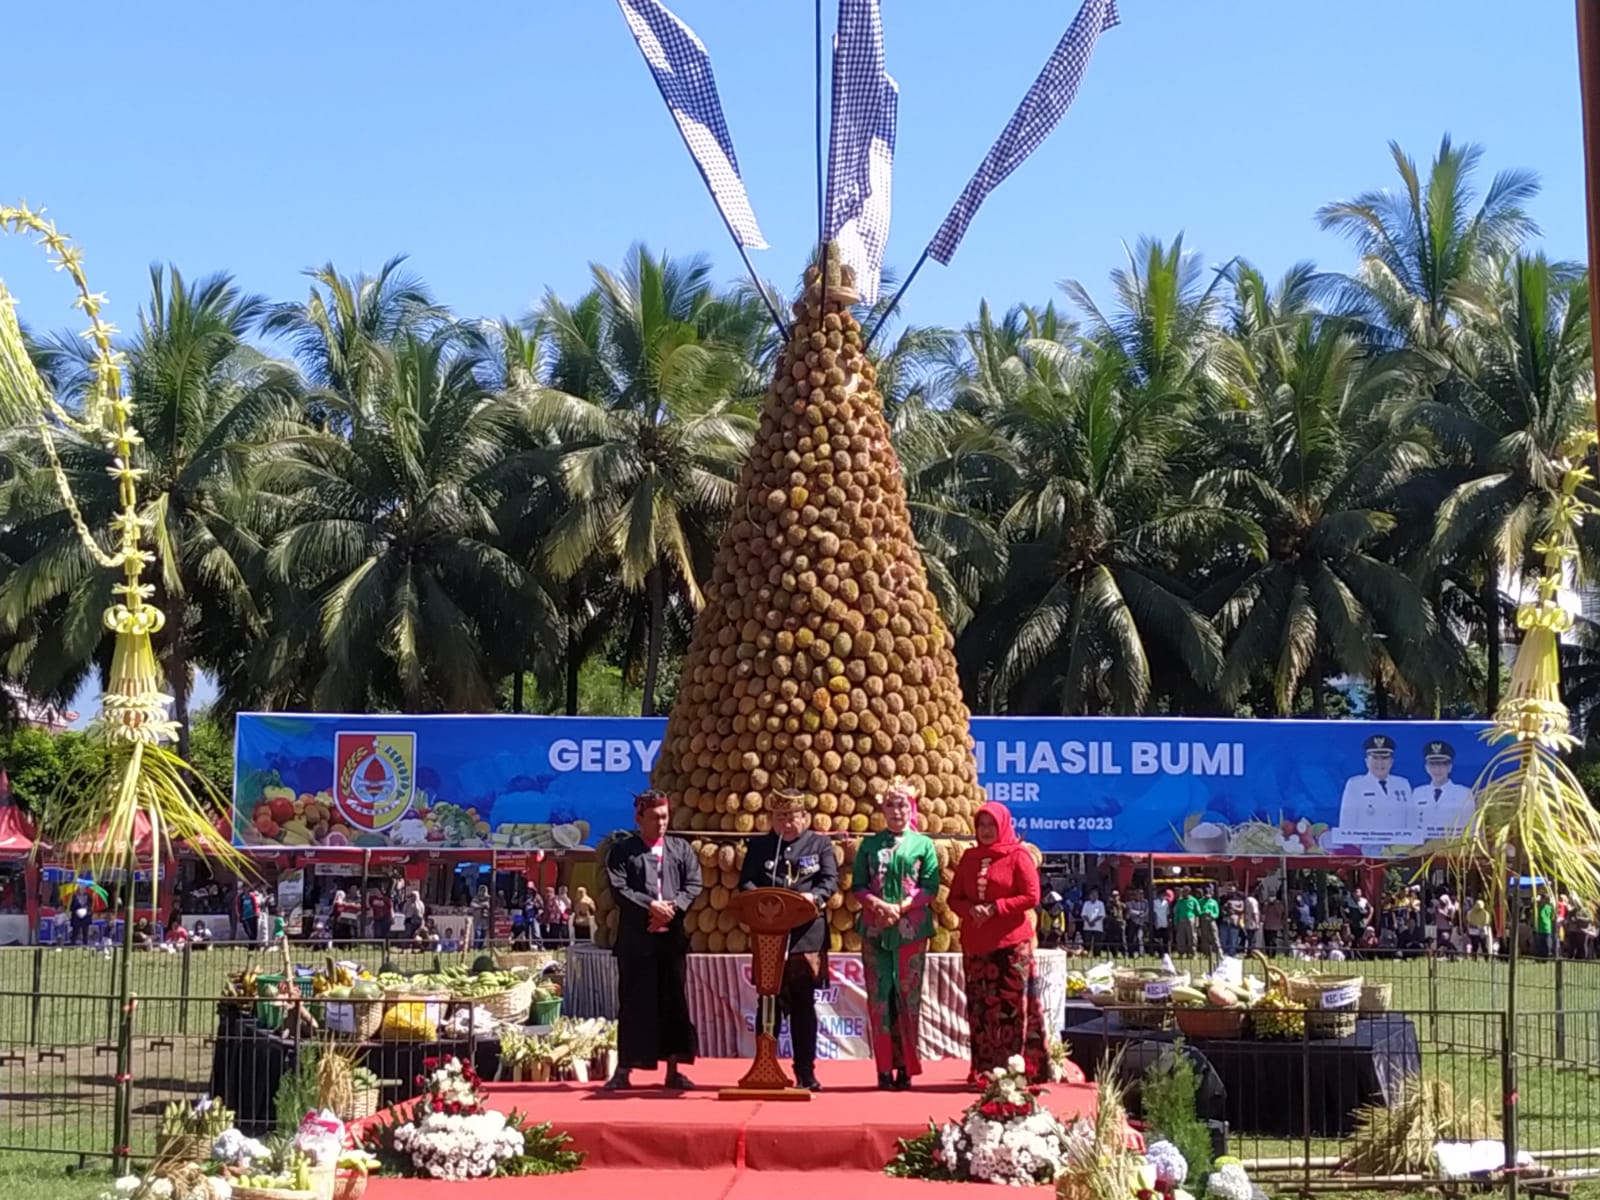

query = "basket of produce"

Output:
[[156, 1133, 216, 1164], [1358, 981, 1392, 1013], [530, 980, 563, 1027], [494, 950, 550, 972], [1112, 969, 1187, 1030], [1286, 972, 1363, 1038], [229, 1159, 317, 1200], [322, 983, 386, 1041], [1248, 953, 1307, 1040], [452, 968, 537, 1023], [1172, 980, 1249, 1039], [157, 1097, 235, 1163]]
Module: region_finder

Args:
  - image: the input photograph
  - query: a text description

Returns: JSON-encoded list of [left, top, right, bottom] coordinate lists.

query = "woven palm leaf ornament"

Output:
[[0, 205, 245, 877], [1443, 436, 1600, 909]]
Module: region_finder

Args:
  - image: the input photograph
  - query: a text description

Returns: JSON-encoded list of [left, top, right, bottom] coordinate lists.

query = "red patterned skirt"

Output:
[[962, 941, 1050, 1083]]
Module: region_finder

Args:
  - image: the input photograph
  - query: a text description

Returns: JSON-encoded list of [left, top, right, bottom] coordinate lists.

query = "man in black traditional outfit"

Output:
[[738, 789, 839, 1091], [603, 789, 702, 1091]]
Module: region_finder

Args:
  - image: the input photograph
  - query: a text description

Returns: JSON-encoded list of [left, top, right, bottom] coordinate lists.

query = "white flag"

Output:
[[824, 0, 897, 302], [618, 0, 767, 249], [928, 0, 1118, 265]]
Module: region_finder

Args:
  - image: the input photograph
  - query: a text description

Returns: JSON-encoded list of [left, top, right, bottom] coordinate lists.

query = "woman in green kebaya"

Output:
[[851, 779, 940, 1091]]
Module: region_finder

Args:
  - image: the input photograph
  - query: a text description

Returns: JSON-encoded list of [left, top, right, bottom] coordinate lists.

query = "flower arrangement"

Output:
[[210, 1130, 271, 1171], [105, 1171, 231, 1200], [363, 1055, 582, 1180], [888, 1055, 1083, 1186]]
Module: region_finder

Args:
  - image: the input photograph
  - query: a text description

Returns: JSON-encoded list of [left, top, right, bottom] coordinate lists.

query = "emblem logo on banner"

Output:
[[334, 732, 416, 832]]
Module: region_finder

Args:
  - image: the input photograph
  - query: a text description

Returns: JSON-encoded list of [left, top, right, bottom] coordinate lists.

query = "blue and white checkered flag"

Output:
[[824, 0, 897, 303], [618, 0, 767, 250], [927, 0, 1118, 265]]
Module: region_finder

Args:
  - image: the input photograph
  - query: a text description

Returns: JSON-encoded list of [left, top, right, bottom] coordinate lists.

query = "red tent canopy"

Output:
[[0, 801, 35, 858], [54, 810, 156, 861]]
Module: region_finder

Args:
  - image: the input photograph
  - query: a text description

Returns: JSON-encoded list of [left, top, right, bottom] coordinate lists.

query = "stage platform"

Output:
[[363, 1058, 1099, 1195]]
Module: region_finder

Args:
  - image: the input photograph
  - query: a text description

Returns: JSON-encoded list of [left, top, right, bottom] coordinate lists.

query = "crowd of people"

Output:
[[1036, 878, 1599, 962]]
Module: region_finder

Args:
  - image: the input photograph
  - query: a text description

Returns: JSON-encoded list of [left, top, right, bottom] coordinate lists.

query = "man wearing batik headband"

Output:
[[603, 789, 702, 1091], [850, 778, 941, 1091], [737, 789, 838, 1091]]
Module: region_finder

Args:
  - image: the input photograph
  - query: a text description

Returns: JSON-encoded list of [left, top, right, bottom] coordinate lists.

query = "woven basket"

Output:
[[476, 978, 536, 1023], [1174, 1006, 1246, 1040], [1286, 974, 1363, 1039], [1358, 981, 1392, 1013], [231, 1188, 315, 1200], [1112, 971, 1187, 1031], [332, 1174, 368, 1200], [155, 1132, 214, 1163], [325, 1000, 384, 1041], [340, 1087, 380, 1123], [494, 950, 548, 972]]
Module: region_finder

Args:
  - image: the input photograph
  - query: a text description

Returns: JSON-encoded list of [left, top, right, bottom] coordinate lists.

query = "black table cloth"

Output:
[[1064, 1011, 1422, 1137], [210, 1009, 501, 1133]]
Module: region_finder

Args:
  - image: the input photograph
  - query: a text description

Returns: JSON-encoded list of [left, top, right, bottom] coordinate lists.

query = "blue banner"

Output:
[[233, 714, 1492, 856]]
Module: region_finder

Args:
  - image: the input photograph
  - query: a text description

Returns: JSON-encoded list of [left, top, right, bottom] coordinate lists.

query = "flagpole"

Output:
[[816, 0, 827, 255], [1578, 0, 1600, 436], [863, 247, 928, 351]]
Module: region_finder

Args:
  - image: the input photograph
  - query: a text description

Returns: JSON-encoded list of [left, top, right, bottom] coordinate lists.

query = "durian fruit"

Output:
[[591, 830, 630, 950], [652, 253, 986, 871]]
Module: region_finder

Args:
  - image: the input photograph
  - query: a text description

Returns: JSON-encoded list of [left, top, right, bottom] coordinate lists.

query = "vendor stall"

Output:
[[0, 792, 37, 944], [565, 944, 1070, 1062]]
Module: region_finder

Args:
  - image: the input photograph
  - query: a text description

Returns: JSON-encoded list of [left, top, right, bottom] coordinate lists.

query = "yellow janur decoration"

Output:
[[0, 204, 244, 877], [1447, 434, 1600, 909]]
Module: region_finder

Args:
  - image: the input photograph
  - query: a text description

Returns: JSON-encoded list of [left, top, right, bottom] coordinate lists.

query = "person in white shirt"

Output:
[[1079, 888, 1106, 954], [1417, 741, 1476, 840], [1337, 734, 1413, 842], [1151, 890, 1171, 952], [1243, 892, 1262, 951]]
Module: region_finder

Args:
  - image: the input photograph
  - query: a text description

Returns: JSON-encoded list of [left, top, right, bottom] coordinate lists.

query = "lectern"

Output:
[[718, 886, 818, 1101]]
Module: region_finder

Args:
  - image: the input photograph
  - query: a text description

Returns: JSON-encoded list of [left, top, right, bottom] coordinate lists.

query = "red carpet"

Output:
[[363, 1059, 1099, 1195], [367, 1168, 1054, 1198]]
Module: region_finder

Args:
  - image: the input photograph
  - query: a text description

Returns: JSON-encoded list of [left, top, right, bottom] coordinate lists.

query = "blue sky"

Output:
[[0, 0, 1587, 723]]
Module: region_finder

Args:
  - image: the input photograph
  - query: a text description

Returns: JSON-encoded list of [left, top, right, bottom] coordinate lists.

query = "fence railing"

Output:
[[0, 956, 1594, 1195], [1070, 1004, 1600, 1196]]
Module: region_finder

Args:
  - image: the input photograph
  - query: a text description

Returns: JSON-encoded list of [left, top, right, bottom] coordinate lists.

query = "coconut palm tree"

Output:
[[530, 245, 767, 716], [956, 340, 1227, 714], [0, 267, 301, 753], [264, 256, 446, 416], [260, 326, 537, 711], [1194, 262, 1439, 716], [1316, 135, 1540, 357]]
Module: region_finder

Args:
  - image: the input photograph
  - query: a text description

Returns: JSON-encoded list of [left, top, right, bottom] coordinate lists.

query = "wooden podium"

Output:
[[718, 887, 818, 1102]]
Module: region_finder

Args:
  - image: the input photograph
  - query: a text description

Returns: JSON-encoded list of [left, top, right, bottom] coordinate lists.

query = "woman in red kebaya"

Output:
[[949, 800, 1048, 1084]]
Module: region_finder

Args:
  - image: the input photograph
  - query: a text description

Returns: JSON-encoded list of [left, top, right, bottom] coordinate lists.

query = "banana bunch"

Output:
[[233, 1155, 312, 1195], [1251, 991, 1306, 1039], [312, 960, 357, 996], [1248, 950, 1304, 1037]]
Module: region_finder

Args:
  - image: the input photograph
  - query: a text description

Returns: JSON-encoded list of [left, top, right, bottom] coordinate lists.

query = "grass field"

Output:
[[0, 946, 1592, 1197]]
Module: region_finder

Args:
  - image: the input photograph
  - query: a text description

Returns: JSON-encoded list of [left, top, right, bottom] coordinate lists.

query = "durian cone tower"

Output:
[[637, 251, 988, 954]]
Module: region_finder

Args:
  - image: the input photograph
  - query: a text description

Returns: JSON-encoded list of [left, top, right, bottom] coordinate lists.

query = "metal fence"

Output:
[[1069, 1004, 1600, 1196], [0, 947, 1595, 1195]]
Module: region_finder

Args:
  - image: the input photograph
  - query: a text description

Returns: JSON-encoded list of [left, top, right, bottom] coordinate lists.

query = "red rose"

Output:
[[422, 1057, 440, 1071]]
